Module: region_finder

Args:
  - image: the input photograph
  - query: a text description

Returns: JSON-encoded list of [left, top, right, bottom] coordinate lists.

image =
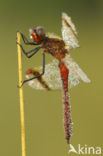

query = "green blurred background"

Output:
[[0, 0, 103, 155]]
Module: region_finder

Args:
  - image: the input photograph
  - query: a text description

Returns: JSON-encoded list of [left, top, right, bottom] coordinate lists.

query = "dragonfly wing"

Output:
[[25, 59, 81, 90], [26, 74, 46, 90], [63, 54, 91, 85], [46, 32, 61, 40], [26, 59, 62, 90], [61, 12, 79, 50]]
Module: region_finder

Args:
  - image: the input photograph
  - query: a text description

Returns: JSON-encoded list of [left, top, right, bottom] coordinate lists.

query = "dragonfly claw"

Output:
[[16, 41, 22, 47], [17, 30, 20, 33], [17, 80, 27, 88], [17, 84, 22, 88], [17, 82, 23, 88], [16, 31, 22, 34]]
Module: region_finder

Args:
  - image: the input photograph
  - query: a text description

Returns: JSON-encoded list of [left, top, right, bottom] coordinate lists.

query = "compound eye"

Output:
[[36, 26, 45, 37]]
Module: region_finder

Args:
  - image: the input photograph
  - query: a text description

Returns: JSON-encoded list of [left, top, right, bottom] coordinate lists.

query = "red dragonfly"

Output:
[[17, 12, 91, 144]]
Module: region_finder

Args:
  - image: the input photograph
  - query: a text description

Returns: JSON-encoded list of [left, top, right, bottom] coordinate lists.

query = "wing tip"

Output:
[[85, 78, 91, 83], [61, 12, 69, 20], [81, 76, 91, 83], [61, 12, 65, 16]]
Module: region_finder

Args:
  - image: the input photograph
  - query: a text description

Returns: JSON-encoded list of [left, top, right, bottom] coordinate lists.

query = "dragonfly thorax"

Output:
[[43, 37, 67, 60]]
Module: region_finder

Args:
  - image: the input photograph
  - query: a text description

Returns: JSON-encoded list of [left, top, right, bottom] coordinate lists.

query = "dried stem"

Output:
[[17, 32, 26, 156]]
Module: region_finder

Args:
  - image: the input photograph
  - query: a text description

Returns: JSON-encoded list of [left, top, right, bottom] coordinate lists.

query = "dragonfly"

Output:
[[17, 12, 91, 144]]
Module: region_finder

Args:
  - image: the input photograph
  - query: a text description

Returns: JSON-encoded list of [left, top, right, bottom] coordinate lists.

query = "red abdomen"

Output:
[[59, 61, 72, 143]]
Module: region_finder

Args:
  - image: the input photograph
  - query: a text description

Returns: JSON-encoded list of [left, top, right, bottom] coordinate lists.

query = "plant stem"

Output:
[[17, 32, 26, 156]]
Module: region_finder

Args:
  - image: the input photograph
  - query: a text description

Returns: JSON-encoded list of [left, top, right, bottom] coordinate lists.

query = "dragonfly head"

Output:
[[29, 26, 46, 43]]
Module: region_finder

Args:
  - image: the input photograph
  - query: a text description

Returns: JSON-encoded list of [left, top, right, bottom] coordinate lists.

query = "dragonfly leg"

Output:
[[27, 47, 42, 58], [17, 42, 41, 58], [18, 53, 45, 87], [18, 32, 40, 45]]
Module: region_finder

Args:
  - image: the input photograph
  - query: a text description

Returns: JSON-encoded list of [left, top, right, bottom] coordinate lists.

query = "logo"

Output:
[[68, 144, 102, 155]]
